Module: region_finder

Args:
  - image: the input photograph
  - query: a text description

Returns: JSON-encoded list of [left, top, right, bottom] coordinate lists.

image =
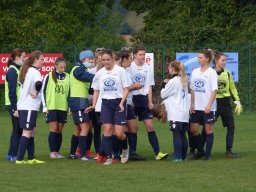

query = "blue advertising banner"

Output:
[[176, 53, 239, 82]]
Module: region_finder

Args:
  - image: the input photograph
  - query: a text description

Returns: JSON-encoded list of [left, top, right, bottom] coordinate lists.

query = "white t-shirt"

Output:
[[91, 65, 131, 99], [17, 67, 42, 111], [128, 62, 155, 96], [190, 67, 218, 111], [125, 69, 133, 105], [161, 76, 189, 122]]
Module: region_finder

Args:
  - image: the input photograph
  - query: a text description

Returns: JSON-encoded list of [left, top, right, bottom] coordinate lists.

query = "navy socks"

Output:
[[17, 136, 29, 161], [148, 131, 160, 155], [70, 135, 79, 155]]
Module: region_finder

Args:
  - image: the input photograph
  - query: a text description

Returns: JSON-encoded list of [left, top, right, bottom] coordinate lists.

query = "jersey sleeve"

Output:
[[42, 74, 49, 107], [211, 70, 218, 91], [91, 71, 100, 90], [160, 79, 175, 100], [228, 71, 240, 101], [121, 69, 132, 88]]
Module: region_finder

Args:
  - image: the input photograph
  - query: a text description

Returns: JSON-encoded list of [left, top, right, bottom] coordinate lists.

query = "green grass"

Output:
[[0, 112, 256, 192]]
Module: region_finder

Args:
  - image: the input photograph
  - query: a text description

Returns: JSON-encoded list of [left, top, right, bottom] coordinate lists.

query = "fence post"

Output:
[[247, 44, 252, 112], [161, 47, 165, 81]]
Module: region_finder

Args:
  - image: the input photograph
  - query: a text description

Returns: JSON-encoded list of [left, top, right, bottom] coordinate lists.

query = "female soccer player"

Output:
[[190, 50, 218, 160], [85, 49, 130, 165], [161, 61, 190, 162], [214, 52, 241, 158], [5, 48, 26, 161], [42, 58, 69, 159], [68, 50, 95, 161], [16, 50, 45, 164], [128, 45, 168, 160], [119, 49, 146, 161]]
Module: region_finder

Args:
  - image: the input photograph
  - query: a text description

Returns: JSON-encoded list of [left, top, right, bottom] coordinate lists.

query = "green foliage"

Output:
[[121, 0, 256, 46], [0, 0, 124, 47]]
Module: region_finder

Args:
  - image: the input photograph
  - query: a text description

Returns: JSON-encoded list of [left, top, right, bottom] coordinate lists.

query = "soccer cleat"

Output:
[[27, 159, 45, 164], [112, 158, 121, 163], [86, 150, 94, 158], [75, 148, 81, 158], [172, 158, 182, 162], [93, 153, 100, 160], [56, 153, 65, 159], [11, 156, 18, 161], [129, 152, 146, 161], [80, 155, 93, 161], [16, 160, 28, 164], [96, 155, 107, 163], [69, 154, 78, 160], [5, 155, 13, 161], [155, 152, 169, 160], [225, 151, 241, 158], [50, 153, 57, 159], [120, 146, 129, 163], [205, 156, 211, 160], [103, 158, 113, 165]]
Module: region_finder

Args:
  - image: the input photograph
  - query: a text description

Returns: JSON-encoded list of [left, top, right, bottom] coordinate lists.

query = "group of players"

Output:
[[4, 45, 242, 165]]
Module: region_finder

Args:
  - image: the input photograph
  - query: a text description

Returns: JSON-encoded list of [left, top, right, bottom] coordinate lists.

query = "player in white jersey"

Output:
[[128, 45, 168, 160], [161, 60, 190, 162], [85, 49, 130, 165], [190, 49, 218, 160], [16, 50, 45, 164], [119, 49, 146, 161]]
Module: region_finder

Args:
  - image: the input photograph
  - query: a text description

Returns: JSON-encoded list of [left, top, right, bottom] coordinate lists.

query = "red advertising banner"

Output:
[[0, 53, 63, 84]]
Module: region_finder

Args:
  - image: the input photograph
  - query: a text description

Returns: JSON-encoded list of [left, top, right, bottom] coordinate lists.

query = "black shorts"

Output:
[[170, 121, 189, 131], [190, 110, 215, 124], [133, 95, 153, 121], [46, 110, 67, 124], [100, 99, 127, 125], [126, 104, 136, 120], [72, 109, 90, 125], [19, 110, 38, 130], [216, 98, 234, 127]]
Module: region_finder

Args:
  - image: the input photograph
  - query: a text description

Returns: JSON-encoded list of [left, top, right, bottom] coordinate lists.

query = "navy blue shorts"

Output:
[[46, 110, 67, 124], [19, 110, 38, 130], [72, 109, 89, 125], [132, 95, 153, 121], [100, 99, 127, 125], [190, 110, 215, 124], [170, 121, 189, 131], [126, 104, 136, 120]]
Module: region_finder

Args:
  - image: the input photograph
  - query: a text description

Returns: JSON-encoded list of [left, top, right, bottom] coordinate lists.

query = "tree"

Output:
[[0, 0, 124, 47], [121, 0, 256, 46]]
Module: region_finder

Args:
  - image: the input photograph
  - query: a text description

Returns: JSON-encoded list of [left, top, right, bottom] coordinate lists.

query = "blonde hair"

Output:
[[169, 60, 188, 87]]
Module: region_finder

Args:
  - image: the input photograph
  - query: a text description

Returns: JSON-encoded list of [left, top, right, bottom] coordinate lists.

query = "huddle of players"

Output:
[[5, 46, 242, 164]]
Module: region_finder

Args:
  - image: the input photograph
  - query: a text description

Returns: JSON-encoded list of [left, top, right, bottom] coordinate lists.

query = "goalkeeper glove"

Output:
[[234, 101, 242, 115]]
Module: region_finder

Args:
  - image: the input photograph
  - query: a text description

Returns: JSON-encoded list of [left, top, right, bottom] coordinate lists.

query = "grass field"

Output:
[[0, 111, 255, 192]]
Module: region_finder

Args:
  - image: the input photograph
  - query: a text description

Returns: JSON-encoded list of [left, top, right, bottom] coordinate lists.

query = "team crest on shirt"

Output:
[[194, 78, 205, 93], [134, 74, 145, 84], [217, 80, 227, 94], [103, 77, 117, 91]]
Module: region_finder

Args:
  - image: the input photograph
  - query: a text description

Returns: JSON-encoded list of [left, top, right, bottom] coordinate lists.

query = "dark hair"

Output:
[[198, 49, 214, 65], [101, 49, 113, 58], [112, 51, 120, 62], [133, 45, 146, 55], [19, 50, 42, 84], [8, 48, 25, 67], [52, 58, 66, 84], [119, 50, 131, 62]]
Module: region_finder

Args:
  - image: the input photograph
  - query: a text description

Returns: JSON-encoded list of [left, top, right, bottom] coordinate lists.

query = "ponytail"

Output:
[[169, 60, 188, 87], [52, 68, 57, 84]]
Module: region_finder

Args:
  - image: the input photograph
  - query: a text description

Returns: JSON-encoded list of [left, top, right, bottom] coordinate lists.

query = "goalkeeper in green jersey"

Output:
[[214, 52, 242, 158]]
